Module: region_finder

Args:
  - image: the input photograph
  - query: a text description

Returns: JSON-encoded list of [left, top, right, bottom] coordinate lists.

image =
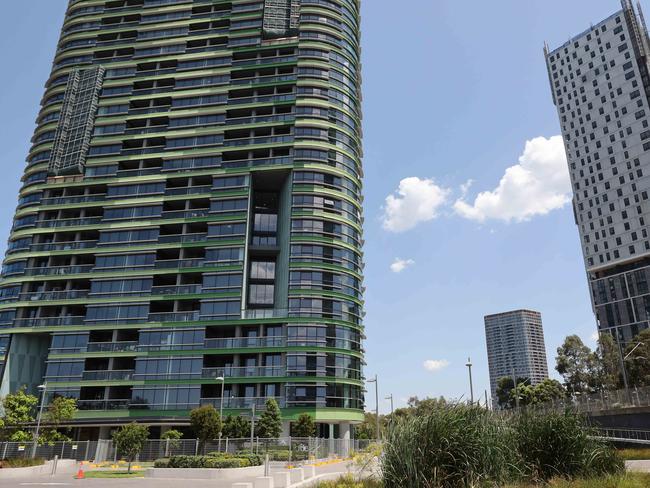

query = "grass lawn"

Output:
[[80, 470, 144, 479], [315, 474, 650, 487], [617, 448, 650, 461]]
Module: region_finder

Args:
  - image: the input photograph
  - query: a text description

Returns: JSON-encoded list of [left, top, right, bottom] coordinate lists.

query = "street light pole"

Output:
[[466, 357, 474, 405], [216, 376, 225, 451], [385, 394, 394, 416], [367, 375, 379, 440], [31, 382, 47, 459], [615, 333, 635, 405]]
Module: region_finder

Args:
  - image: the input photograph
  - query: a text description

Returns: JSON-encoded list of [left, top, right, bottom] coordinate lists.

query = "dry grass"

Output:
[[617, 448, 650, 461]]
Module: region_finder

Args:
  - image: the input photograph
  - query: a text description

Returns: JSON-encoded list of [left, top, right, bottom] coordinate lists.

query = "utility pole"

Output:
[[466, 357, 474, 405], [250, 403, 256, 448], [31, 382, 47, 459], [367, 375, 379, 440]]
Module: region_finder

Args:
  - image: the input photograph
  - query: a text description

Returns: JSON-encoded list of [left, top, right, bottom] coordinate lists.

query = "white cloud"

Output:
[[382, 177, 451, 232], [423, 359, 450, 372], [590, 331, 600, 342], [390, 258, 415, 273], [453, 135, 570, 223]]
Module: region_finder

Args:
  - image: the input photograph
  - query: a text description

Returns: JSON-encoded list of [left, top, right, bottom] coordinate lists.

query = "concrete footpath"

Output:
[[0, 460, 354, 488], [626, 460, 650, 472]]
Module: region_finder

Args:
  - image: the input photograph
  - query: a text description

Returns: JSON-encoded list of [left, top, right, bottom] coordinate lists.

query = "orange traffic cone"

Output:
[[75, 468, 85, 479]]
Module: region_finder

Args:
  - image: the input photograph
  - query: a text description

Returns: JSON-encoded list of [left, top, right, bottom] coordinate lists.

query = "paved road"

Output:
[[0, 461, 354, 488]]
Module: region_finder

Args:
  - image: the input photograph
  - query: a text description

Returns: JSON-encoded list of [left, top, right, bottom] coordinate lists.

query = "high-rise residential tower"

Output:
[[484, 310, 549, 403], [545, 1, 650, 344], [0, 0, 364, 440]]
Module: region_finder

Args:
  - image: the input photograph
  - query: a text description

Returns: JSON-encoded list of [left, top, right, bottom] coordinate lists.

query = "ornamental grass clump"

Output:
[[514, 410, 624, 481], [380, 404, 623, 488], [382, 404, 522, 488]]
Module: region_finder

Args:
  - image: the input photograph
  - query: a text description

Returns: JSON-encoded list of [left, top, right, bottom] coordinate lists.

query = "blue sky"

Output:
[[0, 1, 630, 412]]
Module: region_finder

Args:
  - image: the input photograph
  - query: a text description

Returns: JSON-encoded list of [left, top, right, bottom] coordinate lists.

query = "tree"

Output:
[[2, 387, 37, 441], [112, 423, 149, 473], [256, 398, 282, 438], [495, 377, 530, 409], [625, 329, 650, 387], [556, 335, 598, 394], [595, 333, 622, 391], [161, 429, 183, 456], [292, 413, 316, 438], [40, 396, 77, 445], [189, 405, 221, 453], [531, 379, 566, 404], [223, 415, 251, 439]]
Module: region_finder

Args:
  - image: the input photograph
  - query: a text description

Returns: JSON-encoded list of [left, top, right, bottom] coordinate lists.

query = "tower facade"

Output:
[[545, 1, 650, 343], [0, 0, 364, 439], [484, 310, 549, 402]]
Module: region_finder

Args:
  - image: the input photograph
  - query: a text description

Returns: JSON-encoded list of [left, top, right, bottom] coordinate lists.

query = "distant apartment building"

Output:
[[484, 310, 549, 402], [545, 1, 650, 343]]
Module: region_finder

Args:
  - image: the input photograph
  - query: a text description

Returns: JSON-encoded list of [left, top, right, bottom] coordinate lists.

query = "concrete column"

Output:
[[281, 420, 291, 439], [98, 426, 111, 440], [339, 422, 351, 458], [339, 422, 351, 440]]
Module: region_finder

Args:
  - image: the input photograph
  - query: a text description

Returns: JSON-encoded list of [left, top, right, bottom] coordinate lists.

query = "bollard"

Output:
[[50, 455, 58, 476], [253, 477, 274, 488], [303, 465, 316, 479], [272, 471, 291, 488], [289, 467, 304, 483]]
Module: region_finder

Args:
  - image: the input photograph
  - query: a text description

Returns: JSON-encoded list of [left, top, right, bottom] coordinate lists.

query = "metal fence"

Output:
[[0, 440, 98, 461], [536, 385, 650, 413], [0, 437, 374, 463], [595, 428, 650, 445]]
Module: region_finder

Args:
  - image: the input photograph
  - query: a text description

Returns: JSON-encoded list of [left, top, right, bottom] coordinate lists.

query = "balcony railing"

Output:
[[40, 195, 106, 205], [13, 316, 85, 328], [82, 370, 135, 381], [241, 309, 289, 320], [30, 241, 97, 252], [86, 341, 138, 353], [36, 217, 103, 229], [24, 264, 94, 276], [155, 258, 205, 269], [151, 284, 202, 295], [160, 209, 210, 220], [148, 311, 200, 323], [200, 396, 285, 409], [202, 366, 285, 378], [77, 399, 131, 410], [19, 290, 89, 301], [157, 233, 208, 244], [204, 336, 285, 349]]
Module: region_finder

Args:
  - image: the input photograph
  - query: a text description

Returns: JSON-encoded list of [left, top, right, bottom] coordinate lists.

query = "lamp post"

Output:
[[465, 357, 474, 405], [385, 394, 394, 416], [367, 375, 379, 440], [216, 376, 225, 451], [31, 382, 47, 459]]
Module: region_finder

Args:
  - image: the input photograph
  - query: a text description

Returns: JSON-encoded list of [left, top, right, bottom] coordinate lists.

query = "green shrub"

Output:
[[228, 451, 263, 466], [0, 458, 45, 469], [515, 410, 624, 481], [168, 455, 207, 468], [166, 454, 259, 469], [205, 457, 250, 468], [153, 458, 169, 468]]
